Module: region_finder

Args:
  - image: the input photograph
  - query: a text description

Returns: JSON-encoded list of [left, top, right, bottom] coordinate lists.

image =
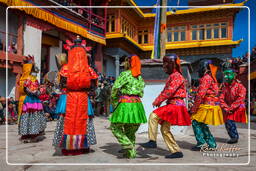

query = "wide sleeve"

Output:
[[23, 79, 40, 97], [111, 71, 129, 108], [230, 84, 246, 112], [138, 76, 145, 98], [219, 87, 230, 112], [153, 73, 184, 105], [190, 76, 211, 114]]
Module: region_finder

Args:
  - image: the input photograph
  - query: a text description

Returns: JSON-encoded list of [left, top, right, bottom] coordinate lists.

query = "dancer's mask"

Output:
[[223, 69, 235, 84]]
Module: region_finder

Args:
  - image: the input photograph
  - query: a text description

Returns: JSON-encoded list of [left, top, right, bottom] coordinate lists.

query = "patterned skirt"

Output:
[[18, 111, 46, 135], [18, 96, 46, 135], [191, 104, 224, 126], [53, 116, 96, 147]]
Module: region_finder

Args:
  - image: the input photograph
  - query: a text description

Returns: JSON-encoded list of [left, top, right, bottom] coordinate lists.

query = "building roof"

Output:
[[127, 0, 246, 18]]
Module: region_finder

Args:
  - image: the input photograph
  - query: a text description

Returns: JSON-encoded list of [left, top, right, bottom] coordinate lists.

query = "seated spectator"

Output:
[[8, 42, 17, 54], [0, 96, 6, 124], [8, 100, 17, 124], [44, 102, 56, 121]]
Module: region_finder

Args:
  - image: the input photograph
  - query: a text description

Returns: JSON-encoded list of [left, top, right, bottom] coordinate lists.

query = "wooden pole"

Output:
[[160, 0, 167, 59], [17, 15, 24, 56]]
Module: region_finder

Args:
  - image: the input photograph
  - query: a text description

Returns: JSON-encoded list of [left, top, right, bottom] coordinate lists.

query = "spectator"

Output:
[[44, 102, 56, 121], [0, 96, 6, 124], [8, 42, 17, 54], [94, 83, 105, 116], [8, 100, 17, 124], [103, 80, 111, 117]]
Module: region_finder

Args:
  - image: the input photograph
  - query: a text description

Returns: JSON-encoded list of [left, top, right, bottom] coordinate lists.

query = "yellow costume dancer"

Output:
[[18, 56, 46, 142], [190, 60, 224, 151]]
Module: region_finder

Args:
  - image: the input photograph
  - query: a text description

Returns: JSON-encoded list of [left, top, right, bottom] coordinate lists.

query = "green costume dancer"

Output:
[[109, 55, 147, 159]]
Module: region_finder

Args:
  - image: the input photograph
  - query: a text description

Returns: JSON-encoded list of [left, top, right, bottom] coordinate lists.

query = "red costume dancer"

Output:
[[141, 54, 191, 159], [220, 68, 247, 144], [60, 36, 92, 155]]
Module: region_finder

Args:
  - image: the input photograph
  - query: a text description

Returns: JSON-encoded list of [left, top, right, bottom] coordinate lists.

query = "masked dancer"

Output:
[[141, 54, 191, 158], [109, 55, 147, 159], [220, 64, 247, 144], [18, 55, 46, 143], [190, 60, 224, 151], [59, 36, 93, 155]]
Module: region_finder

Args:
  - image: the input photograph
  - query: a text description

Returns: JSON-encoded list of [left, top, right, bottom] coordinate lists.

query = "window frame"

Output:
[[190, 22, 228, 41], [167, 25, 186, 42], [121, 17, 136, 39], [107, 15, 115, 33], [138, 29, 149, 44]]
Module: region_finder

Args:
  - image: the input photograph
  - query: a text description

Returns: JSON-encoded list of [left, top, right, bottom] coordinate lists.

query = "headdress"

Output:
[[165, 53, 181, 73], [199, 60, 218, 83], [128, 55, 141, 77], [63, 35, 92, 52]]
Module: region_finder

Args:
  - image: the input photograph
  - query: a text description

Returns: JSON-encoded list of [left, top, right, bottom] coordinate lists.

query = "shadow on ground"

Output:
[[176, 140, 194, 150], [100, 143, 174, 159]]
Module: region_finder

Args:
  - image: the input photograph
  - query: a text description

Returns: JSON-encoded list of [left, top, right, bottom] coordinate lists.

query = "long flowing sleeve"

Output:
[[190, 76, 211, 114], [219, 88, 230, 112], [23, 79, 40, 97], [230, 84, 246, 112], [153, 73, 184, 106], [111, 71, 129, 108]]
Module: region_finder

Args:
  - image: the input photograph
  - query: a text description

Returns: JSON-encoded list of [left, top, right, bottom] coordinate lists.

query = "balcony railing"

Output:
[[0, 31, 18, 54], [48, 0, 106, 35]]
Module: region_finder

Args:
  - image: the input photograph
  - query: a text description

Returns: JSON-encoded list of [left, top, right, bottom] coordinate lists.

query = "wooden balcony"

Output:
[[37, 0, 107, 36], [0, 31, 24, 74]]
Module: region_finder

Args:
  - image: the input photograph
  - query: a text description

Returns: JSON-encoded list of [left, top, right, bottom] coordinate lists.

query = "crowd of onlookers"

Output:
[[52, 0, 105, 26], [226, 46, 256, 65], [89, 72, 115, 117], [0, 96, 18, 125], [0, 40, 17, 54]]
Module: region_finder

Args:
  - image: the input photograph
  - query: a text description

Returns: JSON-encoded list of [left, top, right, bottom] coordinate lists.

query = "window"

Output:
[[221, 28, 227, 38], [190, 22, 228, 40], [199, 29, 204, 40], [221, 23, 227, 38], [192, 30, 197, 40], [206, 29, 212, 39], [167, 26, 186, 42], [121, 17, 136, 39], [214, 28, 219, 38], [138, 30, 149, 44], [181, 31, 185, 41], [107, 15, 115, 32]]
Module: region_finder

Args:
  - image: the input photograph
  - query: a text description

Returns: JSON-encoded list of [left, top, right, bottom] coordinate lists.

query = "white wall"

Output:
[[49, 42, 62, 72], [138, 82, 189, 135], [23, 25, 42, 81]]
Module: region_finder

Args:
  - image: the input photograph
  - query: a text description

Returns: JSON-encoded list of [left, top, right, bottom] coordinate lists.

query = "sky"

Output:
[[134, 0, 256, 58]]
